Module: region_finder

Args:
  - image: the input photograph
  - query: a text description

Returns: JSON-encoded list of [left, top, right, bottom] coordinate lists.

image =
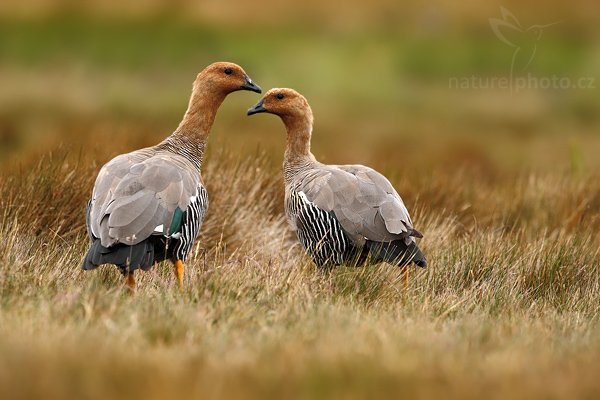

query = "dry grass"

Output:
[[1, 147, 599, 400]]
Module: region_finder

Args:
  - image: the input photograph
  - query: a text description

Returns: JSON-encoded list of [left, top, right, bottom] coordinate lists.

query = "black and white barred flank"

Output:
[[287, 190, 427, 269], [287, 191, 353, 266], [171, 185, 208, 261]]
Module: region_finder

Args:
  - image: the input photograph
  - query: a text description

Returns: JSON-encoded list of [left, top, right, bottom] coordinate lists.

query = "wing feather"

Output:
[[297, 164, 418, 243], [89, 148, 202, 247], [106, 191, 154, 227]]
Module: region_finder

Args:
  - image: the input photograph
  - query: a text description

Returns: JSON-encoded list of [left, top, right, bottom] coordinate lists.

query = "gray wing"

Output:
[[297, 164, 421, 244], [88, 148, 202, 247]]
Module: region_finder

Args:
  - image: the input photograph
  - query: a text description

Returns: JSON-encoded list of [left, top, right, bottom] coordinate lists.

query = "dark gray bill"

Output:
[[247, 99, 266, 115], [241, 76, 262, 93]]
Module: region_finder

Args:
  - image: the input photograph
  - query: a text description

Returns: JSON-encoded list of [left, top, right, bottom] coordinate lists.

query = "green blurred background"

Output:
[[0, 0, 599, 177]]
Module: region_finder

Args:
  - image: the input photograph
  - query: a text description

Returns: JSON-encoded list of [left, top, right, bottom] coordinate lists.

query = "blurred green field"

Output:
[[1, 11, 599, 173], [1, 3, 600, 399]]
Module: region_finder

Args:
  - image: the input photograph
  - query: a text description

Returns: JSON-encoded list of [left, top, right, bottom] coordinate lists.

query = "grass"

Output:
[[0, 148, 599, 399]]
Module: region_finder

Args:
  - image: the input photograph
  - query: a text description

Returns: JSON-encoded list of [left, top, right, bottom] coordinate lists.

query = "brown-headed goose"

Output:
[[247, 88, 426, 271], [83, 62, 261, 290]]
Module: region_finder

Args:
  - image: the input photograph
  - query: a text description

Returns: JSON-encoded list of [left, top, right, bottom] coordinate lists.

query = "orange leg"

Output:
[[174, 260, 184, 288], [126, 271, 136, 292], [402, 266, 409, 289]]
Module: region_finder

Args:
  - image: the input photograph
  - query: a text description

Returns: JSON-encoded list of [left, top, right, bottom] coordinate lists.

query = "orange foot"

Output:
[[126, 271, 135, 292], [174, 260, 184, 289]]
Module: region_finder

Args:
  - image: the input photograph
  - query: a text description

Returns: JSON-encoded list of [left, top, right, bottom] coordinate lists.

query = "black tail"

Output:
[[82, 238, 156, 274], [365, 239, 427, 268]]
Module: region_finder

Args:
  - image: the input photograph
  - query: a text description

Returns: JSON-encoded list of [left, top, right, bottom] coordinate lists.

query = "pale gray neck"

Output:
[[283, 156, 318, 187], [156, 133, 205, 171]]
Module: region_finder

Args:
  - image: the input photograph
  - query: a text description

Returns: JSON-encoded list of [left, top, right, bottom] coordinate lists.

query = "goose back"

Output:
[[88, 147, 206, 248]]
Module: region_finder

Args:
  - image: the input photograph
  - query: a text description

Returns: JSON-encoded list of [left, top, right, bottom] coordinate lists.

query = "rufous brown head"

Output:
[[195, 62, 262, 95], [247, 88, 311, 118]]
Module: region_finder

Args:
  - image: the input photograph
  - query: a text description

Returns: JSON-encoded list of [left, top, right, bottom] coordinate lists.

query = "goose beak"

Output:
[[241, 76, 262, 93], [247, 99, 266, 115]]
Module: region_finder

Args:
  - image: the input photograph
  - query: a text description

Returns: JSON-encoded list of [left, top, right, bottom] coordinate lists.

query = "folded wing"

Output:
[[88, 149, 201, 247], [298, 164, 420, 244]]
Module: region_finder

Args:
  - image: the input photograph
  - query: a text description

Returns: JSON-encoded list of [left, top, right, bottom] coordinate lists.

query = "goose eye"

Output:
[[276, 93, 285, 100], [224, 68, 233, 75]]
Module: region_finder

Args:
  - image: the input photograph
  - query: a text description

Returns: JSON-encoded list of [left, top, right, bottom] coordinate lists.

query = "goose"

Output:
[[247, 88, 426, 272], [83, 62, 262, 290]]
